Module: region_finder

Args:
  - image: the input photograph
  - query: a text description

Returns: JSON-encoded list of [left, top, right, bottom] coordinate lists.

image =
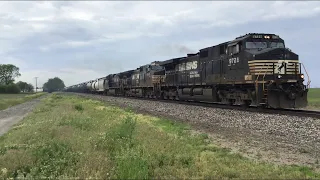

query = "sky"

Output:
[[1, 1, 320, 88]]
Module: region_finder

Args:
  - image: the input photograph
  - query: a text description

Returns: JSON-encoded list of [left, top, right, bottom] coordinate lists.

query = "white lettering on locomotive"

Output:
[[178, 61, 198, 71], [189, 71, 200, 78], [228, 57, 239, 66]]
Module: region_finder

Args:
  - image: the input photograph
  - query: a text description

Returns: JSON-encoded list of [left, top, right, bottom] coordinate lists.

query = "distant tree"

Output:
[[0, 83, 20, 93], [6, 83, 20, 93], [16, 81, 34, 92], [0, 64, 21, 85], [43, 77, 65, 93], [27, 83, 34, 92]]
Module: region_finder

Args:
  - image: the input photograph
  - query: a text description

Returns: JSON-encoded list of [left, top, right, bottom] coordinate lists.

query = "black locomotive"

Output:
[[65, 33, 310, 109]]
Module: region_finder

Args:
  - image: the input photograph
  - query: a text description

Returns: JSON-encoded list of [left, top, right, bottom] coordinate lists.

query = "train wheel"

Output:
[[243, 100, 251, 107]]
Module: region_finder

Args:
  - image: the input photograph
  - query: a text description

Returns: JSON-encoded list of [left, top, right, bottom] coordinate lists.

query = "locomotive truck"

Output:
[[65, 33, 310, 109]]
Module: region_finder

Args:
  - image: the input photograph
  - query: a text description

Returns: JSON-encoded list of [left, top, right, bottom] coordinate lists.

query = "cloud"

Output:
[[0, 1, 320, 87]]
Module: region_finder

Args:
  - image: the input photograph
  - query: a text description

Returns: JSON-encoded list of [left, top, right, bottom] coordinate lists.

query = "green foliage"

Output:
[[42, 77, 65, 93], [1, 94, 319, 179], [51, 93, 63, 99], [0, 64, 33, 94], [308, 88, 320, 108], [98, 116, 137, 155], [0, 64, 21, 85], [16, 81, 34, 93], [114, 147, 150, 179], [31, 141, 79, 178], [0, 92, 46, 110], [97, 116, 150, 179], [1, 141, 79, 179], [74, 104, 84, 111], [59, 116, 93, 131], [0, 83, 20, 94]]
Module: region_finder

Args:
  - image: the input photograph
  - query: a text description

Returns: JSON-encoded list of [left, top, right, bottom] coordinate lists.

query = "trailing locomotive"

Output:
[[65, 33, 310, 109]]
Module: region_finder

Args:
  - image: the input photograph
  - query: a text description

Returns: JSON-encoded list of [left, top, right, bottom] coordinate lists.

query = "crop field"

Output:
[[0, 93, 319, 179], [0, 92, 47, 110], [307, 88, 320, 109]]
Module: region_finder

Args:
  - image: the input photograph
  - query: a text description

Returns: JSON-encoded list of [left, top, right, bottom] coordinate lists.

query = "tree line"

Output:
[[0, 64, 66, 94]]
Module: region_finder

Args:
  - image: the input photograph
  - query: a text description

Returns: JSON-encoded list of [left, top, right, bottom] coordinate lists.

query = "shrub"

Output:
[[0, 84, 20, 94], [74, 104, 84, 111]]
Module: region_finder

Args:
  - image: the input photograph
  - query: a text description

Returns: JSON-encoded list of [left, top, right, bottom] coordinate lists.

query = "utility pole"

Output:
[[35, 77, 38, 93]]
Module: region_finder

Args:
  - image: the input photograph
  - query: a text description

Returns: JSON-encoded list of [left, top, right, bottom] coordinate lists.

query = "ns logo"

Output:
[[274, 60, 289, 74]]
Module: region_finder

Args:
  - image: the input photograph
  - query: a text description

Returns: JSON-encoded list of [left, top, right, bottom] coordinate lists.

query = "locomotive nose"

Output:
[[287, 85, 298, 100], [288, 92, 296, 100]]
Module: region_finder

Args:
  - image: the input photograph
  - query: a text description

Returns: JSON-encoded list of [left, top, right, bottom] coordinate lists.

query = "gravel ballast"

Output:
[[0, 96, 46, 136], [71, 92, 320, 168]]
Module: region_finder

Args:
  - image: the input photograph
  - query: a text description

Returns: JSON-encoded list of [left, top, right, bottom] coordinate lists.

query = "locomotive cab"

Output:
[[148, 63, 165, 75], [236, 33, 309, 109], [147, 64, 166, 84]]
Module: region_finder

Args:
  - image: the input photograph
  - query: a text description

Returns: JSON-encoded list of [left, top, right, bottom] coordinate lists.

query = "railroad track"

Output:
[[71, 92, 320, 119]]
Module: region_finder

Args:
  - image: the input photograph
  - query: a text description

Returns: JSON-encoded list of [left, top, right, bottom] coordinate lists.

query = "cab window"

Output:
[[228, 43, 240, 55], [270, 42, 285, 48], [245, 41, 267, 49]]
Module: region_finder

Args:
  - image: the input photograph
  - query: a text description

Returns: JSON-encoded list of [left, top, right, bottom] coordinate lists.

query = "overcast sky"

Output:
[[1, 1, 320, 88]]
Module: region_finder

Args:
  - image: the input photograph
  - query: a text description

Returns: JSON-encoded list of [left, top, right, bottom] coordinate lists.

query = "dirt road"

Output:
[[0, 96, 45, 136]]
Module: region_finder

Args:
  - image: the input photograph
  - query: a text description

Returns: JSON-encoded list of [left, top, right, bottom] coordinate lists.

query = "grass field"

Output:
[[0, 92, 47, 111], [308, 88, 320, 109], [0, 93, 319, 179]]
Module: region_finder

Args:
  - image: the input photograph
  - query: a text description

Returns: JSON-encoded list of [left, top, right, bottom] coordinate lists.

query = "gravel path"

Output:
[[71, 92, 320, 169], [0, 96, 46, 136]]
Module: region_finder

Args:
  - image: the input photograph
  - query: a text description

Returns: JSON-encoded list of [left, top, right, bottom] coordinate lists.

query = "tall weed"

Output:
[[97, 115, 150, 178], [31, 141, 79, 178]]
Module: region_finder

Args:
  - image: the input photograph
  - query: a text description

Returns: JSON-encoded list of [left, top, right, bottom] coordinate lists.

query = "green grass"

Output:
[[0, 92, 47, 110], [0, 93, 319, 179], [308, 88, 320, 109]]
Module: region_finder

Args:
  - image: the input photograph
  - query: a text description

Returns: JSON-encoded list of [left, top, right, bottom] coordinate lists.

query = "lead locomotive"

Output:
[[65, 33, 310, 109]]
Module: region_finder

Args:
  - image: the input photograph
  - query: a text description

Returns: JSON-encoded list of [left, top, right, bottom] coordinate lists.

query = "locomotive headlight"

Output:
[[278, 75, 282, 79], [300, 74, 304, 79]]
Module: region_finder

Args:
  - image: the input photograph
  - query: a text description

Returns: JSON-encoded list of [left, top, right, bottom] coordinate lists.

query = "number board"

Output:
[[252, 34, 280, 39], [252, 35, 263, 39]]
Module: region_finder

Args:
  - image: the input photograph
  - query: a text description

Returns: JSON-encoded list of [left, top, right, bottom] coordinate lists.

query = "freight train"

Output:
[[64, 33, 311, 109]]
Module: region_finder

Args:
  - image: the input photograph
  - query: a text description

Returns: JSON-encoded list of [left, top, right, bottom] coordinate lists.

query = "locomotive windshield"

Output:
[[270, 42, 285, 48], [246, 42, 267, 49], [245, 41, 285, 49]]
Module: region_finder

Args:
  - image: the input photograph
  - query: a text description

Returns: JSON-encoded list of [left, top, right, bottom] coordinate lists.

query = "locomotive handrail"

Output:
[[301, 63, 311, 88], [255, 68, 263, 94], [255, 67, 269, 91], [254, 67, 268, 105], [262, 68, 270, 91]]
